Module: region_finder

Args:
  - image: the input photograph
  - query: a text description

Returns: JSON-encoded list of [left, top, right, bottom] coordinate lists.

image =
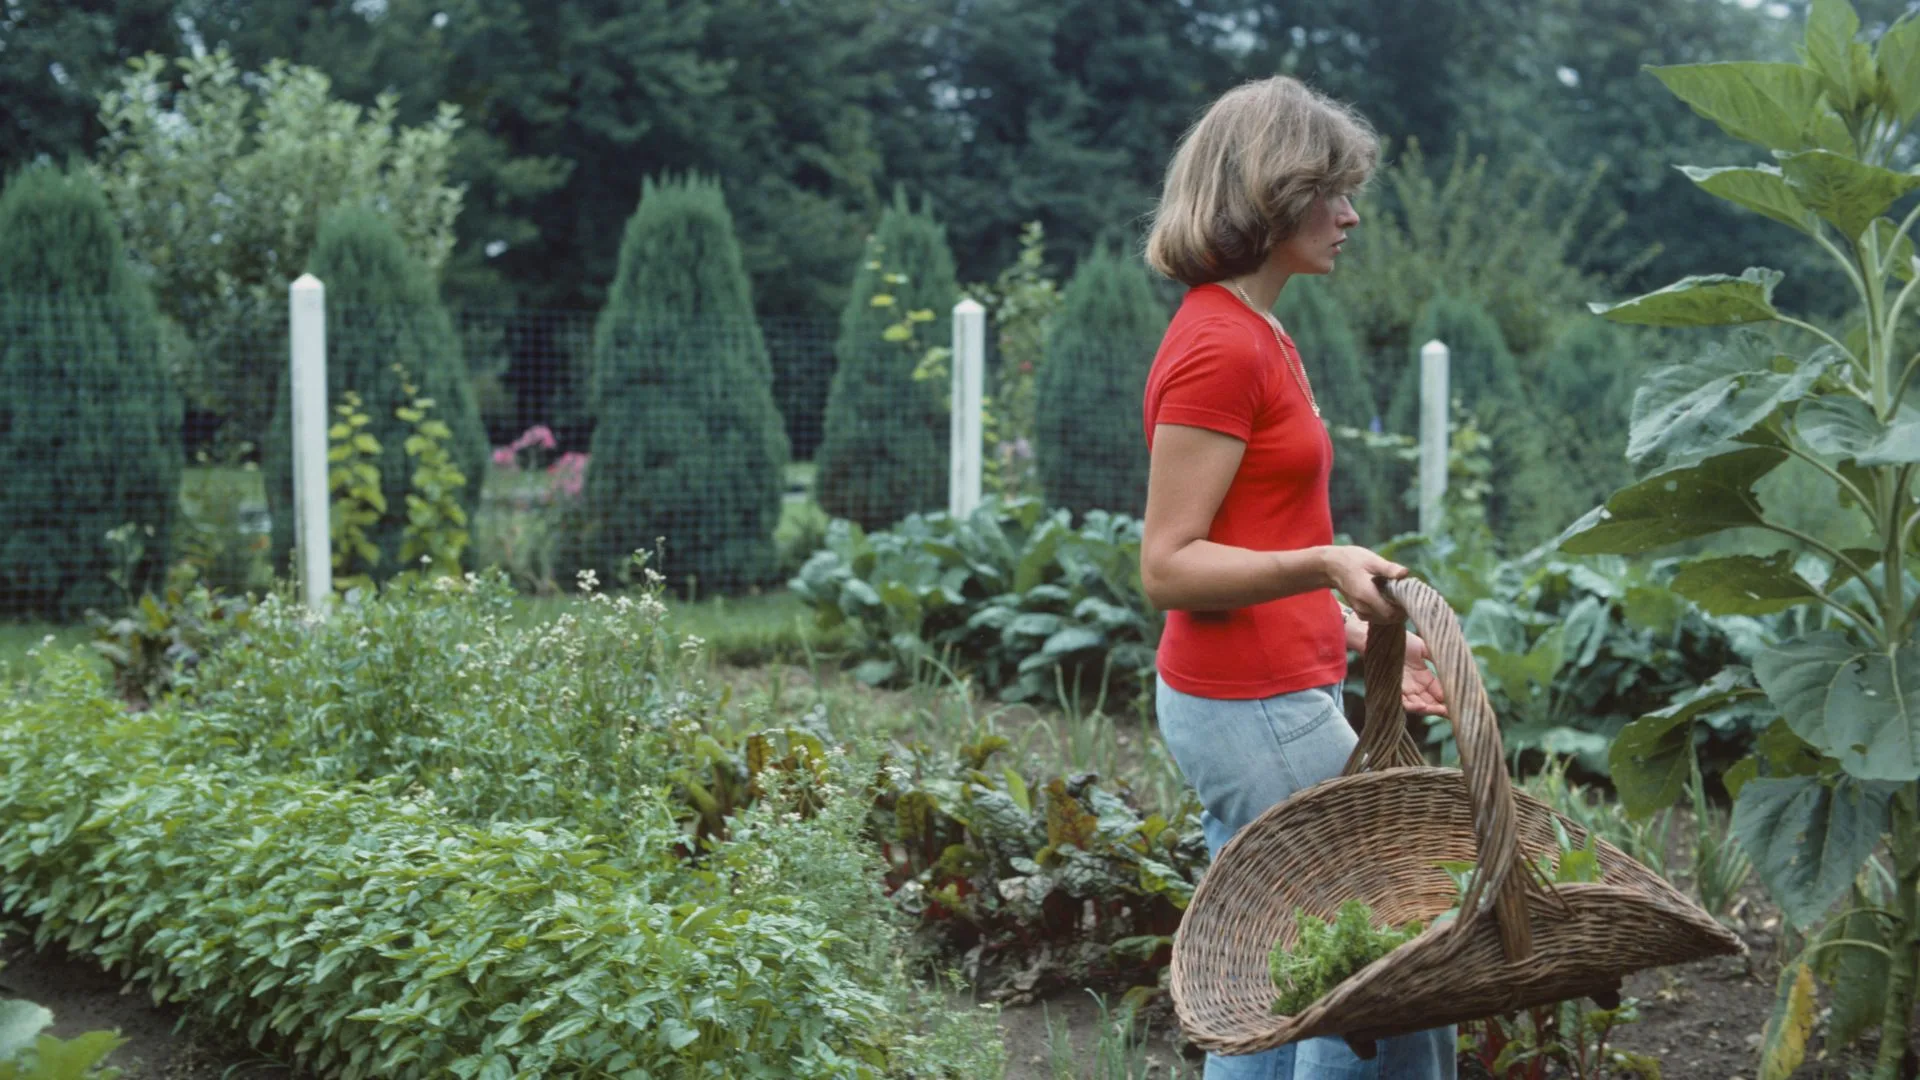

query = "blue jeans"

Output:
[[1157, 676, 1456, 1080]]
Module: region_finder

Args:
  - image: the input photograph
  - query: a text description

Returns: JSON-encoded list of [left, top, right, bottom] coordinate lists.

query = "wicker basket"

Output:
[[1168, 577, 1745, 1059]]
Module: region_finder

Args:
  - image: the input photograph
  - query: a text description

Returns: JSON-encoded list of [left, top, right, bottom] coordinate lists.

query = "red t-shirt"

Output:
[[1141, 283, 1345, 699]]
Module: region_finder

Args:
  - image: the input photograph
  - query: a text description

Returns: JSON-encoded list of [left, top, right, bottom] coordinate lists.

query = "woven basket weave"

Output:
[[1169, 577, 1745, 1059]]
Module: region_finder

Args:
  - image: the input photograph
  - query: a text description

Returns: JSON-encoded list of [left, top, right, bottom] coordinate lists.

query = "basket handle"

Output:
[[1340, 576, 1533, 963]]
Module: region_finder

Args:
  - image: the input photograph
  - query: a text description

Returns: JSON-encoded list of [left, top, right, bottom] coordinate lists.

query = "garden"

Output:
[[7, 0, 1920, 1077]]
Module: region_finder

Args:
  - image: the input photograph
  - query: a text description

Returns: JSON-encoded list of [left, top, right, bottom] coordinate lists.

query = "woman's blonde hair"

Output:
[[1145, 77, 1378, 286]]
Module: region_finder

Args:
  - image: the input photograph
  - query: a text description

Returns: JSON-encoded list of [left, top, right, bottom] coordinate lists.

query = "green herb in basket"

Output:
[[1268, 899, 1423, 1016]]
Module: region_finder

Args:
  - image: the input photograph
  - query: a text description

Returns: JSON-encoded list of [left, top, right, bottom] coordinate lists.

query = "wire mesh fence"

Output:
[[5, 296, 1167, 619]]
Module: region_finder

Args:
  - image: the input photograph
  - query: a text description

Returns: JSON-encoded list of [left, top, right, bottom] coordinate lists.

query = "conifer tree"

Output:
[[1273, 279, 1388, 541], [1035, 248, 1162, 517], [815, 194, 958, 530], [0, 164, 180, 617], [266, 206, 487, 581], [576, 175, 788, 591]]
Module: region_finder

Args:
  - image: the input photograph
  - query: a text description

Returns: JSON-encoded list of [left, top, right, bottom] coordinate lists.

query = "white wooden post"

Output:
[[1418, 339, 1450, 537], [949, 298, 986, 518], [289, 274, 332, 614]]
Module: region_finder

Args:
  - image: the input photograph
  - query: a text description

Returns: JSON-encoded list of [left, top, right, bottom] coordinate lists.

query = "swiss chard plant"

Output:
[[1567, 3, 1920, 1074]]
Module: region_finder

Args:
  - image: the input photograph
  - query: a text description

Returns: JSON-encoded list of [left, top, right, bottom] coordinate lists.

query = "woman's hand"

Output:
[[1401, 632, 1447, 716], [1319, 545, 1409, 623]]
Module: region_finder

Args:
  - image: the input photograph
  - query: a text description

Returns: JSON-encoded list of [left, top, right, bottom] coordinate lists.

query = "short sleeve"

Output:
[[1150, 317, 1266, 441]]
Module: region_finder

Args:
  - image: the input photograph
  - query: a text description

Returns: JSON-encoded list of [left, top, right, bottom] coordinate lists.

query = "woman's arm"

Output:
[[1140, 423, 1409, 620]]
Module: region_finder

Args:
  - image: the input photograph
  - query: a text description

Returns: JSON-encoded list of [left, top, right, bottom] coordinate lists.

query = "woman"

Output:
[[1139, 76, 1453, 1080]]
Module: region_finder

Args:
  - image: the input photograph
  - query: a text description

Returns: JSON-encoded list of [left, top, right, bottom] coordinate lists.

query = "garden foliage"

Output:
[[815, 194, 960, 531], [1566, 4, 1920, 1073], [91, 50, 463, 449], [0, 575, 1003, 1079], [264, 206, 487, 584], [789, 498, 1157, 703], [577, 174, 789, 592], [0, 164, 181, 620]]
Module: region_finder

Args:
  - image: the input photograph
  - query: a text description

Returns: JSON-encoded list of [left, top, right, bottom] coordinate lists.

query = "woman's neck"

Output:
[[1225, 263, 1291, 313]]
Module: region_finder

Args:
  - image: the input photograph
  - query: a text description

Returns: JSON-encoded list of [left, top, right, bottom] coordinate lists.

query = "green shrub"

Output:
[[0, 164, 181, 619], [789, 497, 1157, 703], [815, 195, 959, 530], [577, 175, 789, 592], [264, 206, 486, 583], [1, 633, 1001, 1079], [1034, 248, 1160, 518], [1273, 278, 1396, 543]]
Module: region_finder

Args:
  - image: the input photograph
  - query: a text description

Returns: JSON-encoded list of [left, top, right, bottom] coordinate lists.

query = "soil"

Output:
[[0, 932, 302, 1079]]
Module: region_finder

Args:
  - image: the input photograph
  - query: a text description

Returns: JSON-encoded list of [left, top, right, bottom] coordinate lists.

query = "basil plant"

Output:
[[1565, 2, 1920, 1076]]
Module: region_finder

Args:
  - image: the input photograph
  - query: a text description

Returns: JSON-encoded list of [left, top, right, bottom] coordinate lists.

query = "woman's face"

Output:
[[1273, 193, 1359, 276]]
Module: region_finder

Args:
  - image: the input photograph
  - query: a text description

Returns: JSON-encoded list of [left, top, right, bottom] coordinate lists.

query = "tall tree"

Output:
[[0, 0, 183, 177], [90, 50, 464, 455]]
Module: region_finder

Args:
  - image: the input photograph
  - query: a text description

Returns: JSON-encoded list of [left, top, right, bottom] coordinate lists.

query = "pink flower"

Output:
[[547, 451, 589, 499], [510, 425, 558, 453], [492, 447, 517, 468]]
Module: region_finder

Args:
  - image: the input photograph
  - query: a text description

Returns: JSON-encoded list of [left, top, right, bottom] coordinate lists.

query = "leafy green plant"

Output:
[[326, 391, 385, 592], [0, 1002, 124, 1080], [1459, 999, 1660, 1080], [871, 731, 1204, 992], [790, 497, 1156, 703], [1267, 900, 1424, 1017], [0, 642, 999, 1079], [86, 568, 254, 713], [1567, 5, 1920, 1073], [1379, 545, 1768, 777], [393, 370, 471, 576]]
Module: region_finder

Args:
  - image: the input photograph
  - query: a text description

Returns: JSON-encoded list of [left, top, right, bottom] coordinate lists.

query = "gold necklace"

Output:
[[1229, 281, 1321, 418]]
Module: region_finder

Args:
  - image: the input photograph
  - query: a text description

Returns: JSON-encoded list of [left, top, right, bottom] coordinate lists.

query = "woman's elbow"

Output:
[[1139, 549, 1180, 611]]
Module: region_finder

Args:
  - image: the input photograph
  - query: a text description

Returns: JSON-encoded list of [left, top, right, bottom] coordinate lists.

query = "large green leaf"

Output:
[[1732, 774, 1894, 928], [1795, 395, 1920, 465], [1805, 0, 1871, 113], [1878, 15, 1920, 122], [1680, 165, 1817, 234], [1626, 334, 1831, 472], [0, 1001, 52, 1062], [1670, 552, 1823, 615], [1558, 447, 1785, 554], [1589, 267, 1784, 327], [1757, 632, 1920, 780], [1610, 669, 1762, 818], [1777, 150, 1920, 240], [1818, 899, 1892, 1046], [1649, 63, 1828, 151]]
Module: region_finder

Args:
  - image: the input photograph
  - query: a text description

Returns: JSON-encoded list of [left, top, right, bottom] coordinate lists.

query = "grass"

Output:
[[0, 621, 94, 680]]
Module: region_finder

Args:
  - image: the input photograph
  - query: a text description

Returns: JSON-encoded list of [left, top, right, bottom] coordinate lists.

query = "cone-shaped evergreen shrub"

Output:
[[576, 175, 789, 591], [1493, 318, 1644, 547], [1034, 248, 1162, 518], [1273, 279, 1389, 542], [0, 165, 181, 618], [815, 195, 958, 530], [265, 206, 486, 581]]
